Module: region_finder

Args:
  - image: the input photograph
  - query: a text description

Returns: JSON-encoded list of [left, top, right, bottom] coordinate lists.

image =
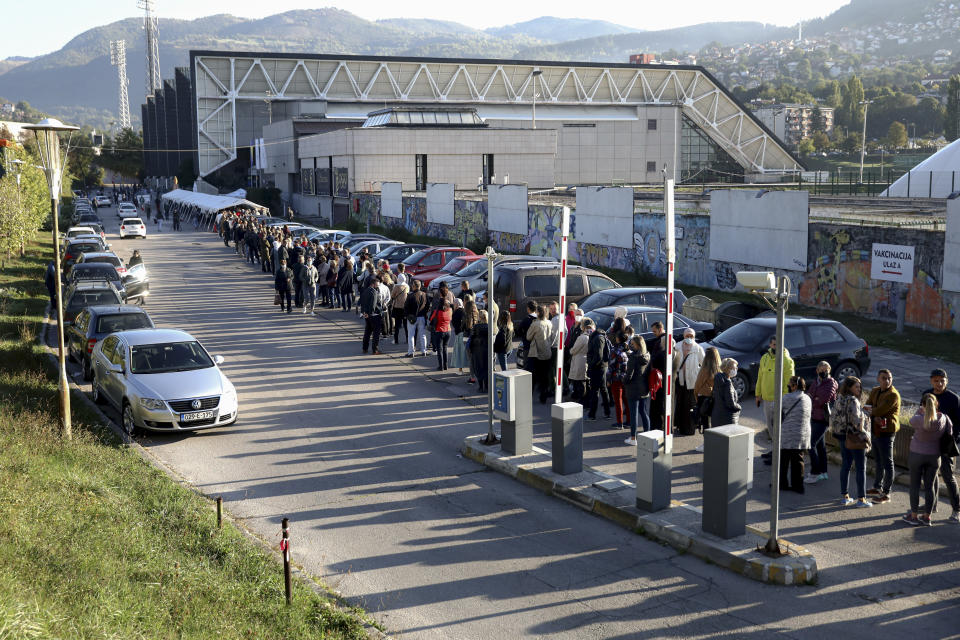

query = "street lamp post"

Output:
[[858, 100, 873, 185], [736, 271, 790, 555], [24, 118, 79, 440], [531, 69, 542, 130]]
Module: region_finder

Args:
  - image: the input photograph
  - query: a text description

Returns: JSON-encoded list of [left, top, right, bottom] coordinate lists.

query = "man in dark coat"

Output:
[[274, 259, 293, 313], [359, 276, 384, 354]]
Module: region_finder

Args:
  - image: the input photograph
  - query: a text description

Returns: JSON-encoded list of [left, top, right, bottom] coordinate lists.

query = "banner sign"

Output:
[[333, 168, 349, 197], [870, 243, 914, 283], [315, 168, 331, 196]]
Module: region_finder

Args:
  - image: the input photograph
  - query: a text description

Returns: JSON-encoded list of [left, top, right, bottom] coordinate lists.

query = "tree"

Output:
[[0, 143, 50, 259], [946, 74, 960, 142], [840, 75, 865, 132], [98, 128, 143, 180], [842, 131, 863, 155], [798, 138, 815, 156], [812, 131, 831, 152], [811, 107, 827, 134], [885, 122, 908, 149]]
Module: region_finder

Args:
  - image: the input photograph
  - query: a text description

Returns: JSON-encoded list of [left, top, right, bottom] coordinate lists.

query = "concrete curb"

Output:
[[461, 435, 818, 586], [40, 310, 391, 640]]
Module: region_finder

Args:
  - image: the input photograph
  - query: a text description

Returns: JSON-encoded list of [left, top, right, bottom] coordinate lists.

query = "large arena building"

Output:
[[142, 51, 803, 212]]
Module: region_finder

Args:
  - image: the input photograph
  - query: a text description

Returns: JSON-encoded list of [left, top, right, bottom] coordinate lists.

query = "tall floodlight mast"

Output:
[[139, 0, 161, 97], [109, 40, 132, 130]]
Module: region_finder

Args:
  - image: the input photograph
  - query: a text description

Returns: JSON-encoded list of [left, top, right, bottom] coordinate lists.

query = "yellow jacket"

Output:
[[755, 348, 795, 401]]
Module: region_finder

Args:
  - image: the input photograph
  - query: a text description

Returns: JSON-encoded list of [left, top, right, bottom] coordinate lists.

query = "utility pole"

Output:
[[858, 100, 873, 184], [109, 40, 132, 130]]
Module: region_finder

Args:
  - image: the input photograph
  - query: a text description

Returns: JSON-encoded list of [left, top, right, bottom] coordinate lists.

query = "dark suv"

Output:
[[61, 281, 123, 325], [579, 286, 689, 315], [706, 317, 870, 399], [493, 263, 620, 322], [67, 305, 154, 380]]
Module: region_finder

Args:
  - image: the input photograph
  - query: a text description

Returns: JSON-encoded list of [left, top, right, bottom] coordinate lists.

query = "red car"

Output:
[[400, 247, 475, 284], [418, 254, 483, 287]]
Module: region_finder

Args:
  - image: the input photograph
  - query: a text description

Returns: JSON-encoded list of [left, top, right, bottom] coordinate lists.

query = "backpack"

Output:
[[586, 330, 610, 370]]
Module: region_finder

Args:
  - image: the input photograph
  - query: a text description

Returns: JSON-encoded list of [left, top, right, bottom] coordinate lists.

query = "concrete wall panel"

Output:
[[710, 190, 808, 271], [944, 198, 960, 293], [575, 186, 633, 249], [381, 182, 402, 218], [426, 183, 455, 225], [488, 184, 529, 234]]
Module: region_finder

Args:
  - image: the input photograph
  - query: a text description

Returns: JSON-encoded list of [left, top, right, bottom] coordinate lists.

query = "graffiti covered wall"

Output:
[[348, 191, 958, 331]]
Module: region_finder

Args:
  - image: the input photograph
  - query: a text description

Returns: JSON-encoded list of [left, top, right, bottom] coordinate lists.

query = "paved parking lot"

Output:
[[58, 205, 960, 638]]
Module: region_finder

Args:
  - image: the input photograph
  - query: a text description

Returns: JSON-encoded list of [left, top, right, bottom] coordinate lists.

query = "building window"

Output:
[[415, 154, 428, 191], [482, 154, 495, 186], [647, 119, 658, 131], [680, 113, 743, 183], [646, 161, 657, 173]]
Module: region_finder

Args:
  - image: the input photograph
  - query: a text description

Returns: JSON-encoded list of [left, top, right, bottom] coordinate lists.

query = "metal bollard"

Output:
[[494, 370, 533, 455], [702, 425, 754, 539], [635, 429, 672, 512], [551, 402, 583, 475], [216, 496, 223, 528], [280, 517, 292, 605]]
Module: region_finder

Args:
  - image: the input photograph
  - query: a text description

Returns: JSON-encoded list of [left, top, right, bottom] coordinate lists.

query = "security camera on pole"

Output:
[[736, 270, 790, 555], [24, 118, 80, 440]]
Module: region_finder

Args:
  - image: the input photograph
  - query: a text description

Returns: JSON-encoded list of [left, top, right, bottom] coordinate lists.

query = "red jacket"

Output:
[[431, 308, 452, 333]]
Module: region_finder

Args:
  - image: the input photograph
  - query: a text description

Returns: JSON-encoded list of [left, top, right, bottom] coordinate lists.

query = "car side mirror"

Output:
[[213, 355, 225, 365]]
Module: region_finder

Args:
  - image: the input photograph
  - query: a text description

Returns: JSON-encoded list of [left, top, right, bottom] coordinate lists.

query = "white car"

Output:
[[91, 328, 238, 435], [117, 202, 138, 218], [94, 195, 112, 207], [119, 218, 147, 239]]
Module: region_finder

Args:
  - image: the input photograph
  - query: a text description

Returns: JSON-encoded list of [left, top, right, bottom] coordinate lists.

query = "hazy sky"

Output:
[[1, 0, 850, 59]]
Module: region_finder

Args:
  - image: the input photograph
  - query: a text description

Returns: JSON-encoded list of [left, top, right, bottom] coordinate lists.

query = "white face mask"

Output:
[[683, 337, 694, 345]]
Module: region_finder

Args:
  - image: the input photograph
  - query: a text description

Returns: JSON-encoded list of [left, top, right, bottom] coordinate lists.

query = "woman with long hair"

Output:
[[694, 347, 722, 437], [903, 393, 953, 526], [832, 376, 872, 508], [493, 310, 514, 372]]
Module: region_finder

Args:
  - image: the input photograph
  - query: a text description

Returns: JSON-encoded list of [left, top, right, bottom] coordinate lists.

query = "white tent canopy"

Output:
[[882, 139, 960, 198], [161, 189, 266, 214]]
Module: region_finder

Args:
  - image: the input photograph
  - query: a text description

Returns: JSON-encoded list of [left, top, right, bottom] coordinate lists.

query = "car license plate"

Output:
[[180, 410, 215, 422]]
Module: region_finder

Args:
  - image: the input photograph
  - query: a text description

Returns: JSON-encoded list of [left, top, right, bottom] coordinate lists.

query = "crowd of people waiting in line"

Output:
[[214, 210, 959, 527]]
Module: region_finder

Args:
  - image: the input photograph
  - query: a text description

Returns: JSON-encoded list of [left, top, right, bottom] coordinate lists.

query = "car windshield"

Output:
[[711, 321, 769, 351], [68, 290, 121, 308], [402, 249, 430, 265], [442, 258, 468, 274], [69, 243, 102, 254], [585, 310, 614, 330], [73, 266, 119, 281], [580, 292, 617, 312], [457, 260, 486, 277], [130, 341, 214, 374], [96, 313, 152, 333], [85, 256, 121, 267]]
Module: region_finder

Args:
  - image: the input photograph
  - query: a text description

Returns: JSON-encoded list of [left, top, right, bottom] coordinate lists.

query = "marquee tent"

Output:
[[161, 189, 266, 214], [881, 138, 960, 198]]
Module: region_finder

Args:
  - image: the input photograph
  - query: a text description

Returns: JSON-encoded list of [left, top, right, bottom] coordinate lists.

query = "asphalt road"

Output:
[[59, 203, 960, 639]]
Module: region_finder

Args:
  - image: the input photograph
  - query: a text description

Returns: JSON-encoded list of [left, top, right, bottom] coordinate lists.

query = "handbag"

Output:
[[648, 368, 663, 400], [273, 293, 281, 306]]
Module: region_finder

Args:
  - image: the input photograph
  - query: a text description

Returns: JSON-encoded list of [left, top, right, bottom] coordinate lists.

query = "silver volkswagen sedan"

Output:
[[91, 328, 238, 435]]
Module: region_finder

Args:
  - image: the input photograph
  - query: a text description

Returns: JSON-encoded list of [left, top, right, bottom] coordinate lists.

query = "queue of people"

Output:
[[215, 211, 959, 525]]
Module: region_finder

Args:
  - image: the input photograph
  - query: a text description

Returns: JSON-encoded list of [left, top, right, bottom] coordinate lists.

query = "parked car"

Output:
[[76, 251, 127, 276], [584, 305, 715, 342], [706, 316, 871, 399], [62, 237, 109, 274], [348, 238, 400, 256], [119, 218, 147, 239], [65, 226, 99, 241], [94, 195, 112, 207], [429, 255, 559, 293], [371, 243, 428, 266], [307, 229, 351, 244], [75, 213, 103, 228], [91, 328, 239, 436], [579, 286, 689, 315], [67, 305, 155, 380], [67, 263, 127, 299], [419, 254, 483, 287], [122, 262, 150, 302], [493, 263, 619, 322], [342, 234, 390, 251], [289, 226, 322, 239], [400, 246, 475, 280], [61, 281, 123, 325]]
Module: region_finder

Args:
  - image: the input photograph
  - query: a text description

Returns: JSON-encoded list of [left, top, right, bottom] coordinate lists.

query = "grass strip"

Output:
[[0, 235, 372, 640]]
